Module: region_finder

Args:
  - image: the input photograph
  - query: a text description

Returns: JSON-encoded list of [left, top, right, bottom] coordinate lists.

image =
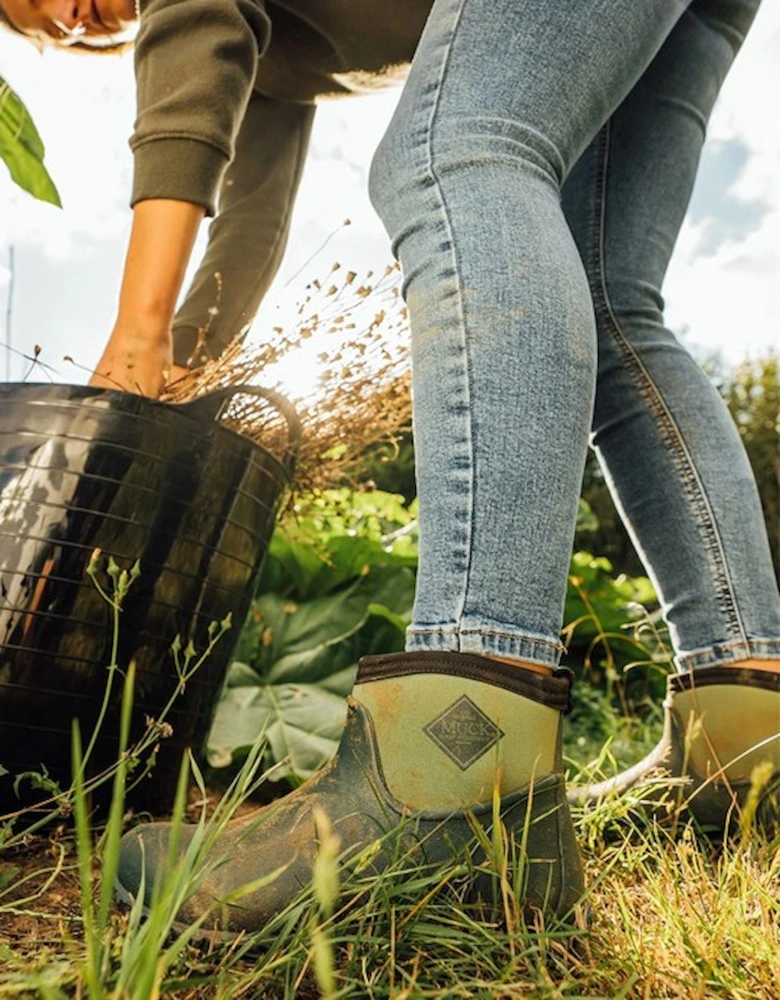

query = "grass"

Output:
[[0, 703, 777, 1000], [0, 563, 777, 999]]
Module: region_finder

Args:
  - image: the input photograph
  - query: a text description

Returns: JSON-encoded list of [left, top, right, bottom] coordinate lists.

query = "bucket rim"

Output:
[[0, 381, 299, 481]]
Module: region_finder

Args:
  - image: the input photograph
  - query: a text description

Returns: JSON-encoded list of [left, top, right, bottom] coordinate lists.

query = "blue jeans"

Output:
[[369, 0, 780, 670]]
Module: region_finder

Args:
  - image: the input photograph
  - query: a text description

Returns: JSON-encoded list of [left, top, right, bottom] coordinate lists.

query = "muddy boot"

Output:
[[116, 651, 584, 934], [568, 666, 780, 834]]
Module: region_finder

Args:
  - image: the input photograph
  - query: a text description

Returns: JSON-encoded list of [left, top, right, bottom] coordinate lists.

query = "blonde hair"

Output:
[[0, 9, 133, 53]]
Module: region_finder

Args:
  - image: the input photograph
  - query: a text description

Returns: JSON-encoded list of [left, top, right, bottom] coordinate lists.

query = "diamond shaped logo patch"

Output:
[[424, 695, 504, 770]]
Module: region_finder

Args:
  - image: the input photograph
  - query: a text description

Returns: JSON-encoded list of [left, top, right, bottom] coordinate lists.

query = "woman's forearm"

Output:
[[117, 198, 206, 330], [90, 198, 205, 396]]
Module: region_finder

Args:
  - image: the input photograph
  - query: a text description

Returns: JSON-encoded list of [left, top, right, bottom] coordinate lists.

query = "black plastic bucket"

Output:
[[0, 383, 299, 813]]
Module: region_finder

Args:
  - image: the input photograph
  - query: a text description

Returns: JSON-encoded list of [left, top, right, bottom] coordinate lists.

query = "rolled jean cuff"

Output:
[[405, 623, 565, 669], [676, 637, 780, 673]]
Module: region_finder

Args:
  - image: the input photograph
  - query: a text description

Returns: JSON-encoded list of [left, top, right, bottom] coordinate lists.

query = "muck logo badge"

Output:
[[424, 695, 504, 769]]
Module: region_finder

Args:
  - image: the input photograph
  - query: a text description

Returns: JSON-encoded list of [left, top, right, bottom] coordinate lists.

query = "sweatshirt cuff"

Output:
[[130, 137, 230, 216]]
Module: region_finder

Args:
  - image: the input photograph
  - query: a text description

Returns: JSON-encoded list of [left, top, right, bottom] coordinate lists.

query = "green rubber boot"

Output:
[[116, 652, 584, 933], [568, 666, 780, 834]]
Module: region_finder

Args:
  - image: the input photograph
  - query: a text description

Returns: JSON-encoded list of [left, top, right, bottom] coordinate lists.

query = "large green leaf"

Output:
[[208, 666, 355, 782], [235, 565, 415, 673], [0, 78, 61, 206], [235, 580, 372, 678], [208, 565, 414, 781]]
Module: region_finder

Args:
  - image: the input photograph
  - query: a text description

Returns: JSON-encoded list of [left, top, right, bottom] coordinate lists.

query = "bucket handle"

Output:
[[181, 386, 301, 476]]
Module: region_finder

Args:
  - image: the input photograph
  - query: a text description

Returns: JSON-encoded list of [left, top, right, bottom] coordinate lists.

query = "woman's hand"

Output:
[[89, 323, 175, 397]]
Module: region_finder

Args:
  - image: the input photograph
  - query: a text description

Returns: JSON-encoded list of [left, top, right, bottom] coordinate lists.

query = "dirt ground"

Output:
[[0, 829, 84, 952], [0, 783, 270, 957]]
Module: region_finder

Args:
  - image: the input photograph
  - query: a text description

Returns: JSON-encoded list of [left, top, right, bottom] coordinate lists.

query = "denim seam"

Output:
[[678, 638, 780, 671], [408, 624, 564, 651], [423, 0, 477, 645], [588, 120, 749, 651]]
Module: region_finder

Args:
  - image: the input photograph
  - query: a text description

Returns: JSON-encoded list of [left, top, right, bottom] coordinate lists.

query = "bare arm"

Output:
[[89, 199, 205, 395], [89, 0, 271, 396]]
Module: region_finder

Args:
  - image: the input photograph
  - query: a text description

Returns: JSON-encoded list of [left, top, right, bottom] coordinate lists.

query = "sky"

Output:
[[0, 4, 778, 387]]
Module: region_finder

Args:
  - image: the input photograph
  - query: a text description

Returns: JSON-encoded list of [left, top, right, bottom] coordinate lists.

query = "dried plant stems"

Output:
[[162, 262, 412, 491]]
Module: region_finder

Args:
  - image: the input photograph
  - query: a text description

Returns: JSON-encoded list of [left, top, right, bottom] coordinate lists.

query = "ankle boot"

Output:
[[568, 666, 780, 833], [116, 651, 584, 933]]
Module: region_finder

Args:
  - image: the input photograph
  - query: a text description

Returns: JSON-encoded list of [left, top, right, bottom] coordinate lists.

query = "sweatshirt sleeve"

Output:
[[172, 94, 315, 366], [130, 0, 272, 215]]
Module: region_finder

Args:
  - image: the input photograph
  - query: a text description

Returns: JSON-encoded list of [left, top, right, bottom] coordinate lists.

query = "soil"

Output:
[[0, 782, 277, 959], [0, 828, 83, 953]]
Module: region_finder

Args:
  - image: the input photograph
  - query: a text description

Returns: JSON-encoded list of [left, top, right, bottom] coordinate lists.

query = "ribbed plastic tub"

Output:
[[0, 383, 298, 813]]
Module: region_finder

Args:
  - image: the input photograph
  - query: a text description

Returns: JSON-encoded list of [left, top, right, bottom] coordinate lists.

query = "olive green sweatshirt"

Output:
[[131, 0, 432, 366]]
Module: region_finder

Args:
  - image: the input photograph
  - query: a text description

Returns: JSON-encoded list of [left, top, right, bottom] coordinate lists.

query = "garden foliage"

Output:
[[0, 78, 60, 204], [207, 489, 666, 784], [207, 491, 417, 782], [718, 352, 779, 579]]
